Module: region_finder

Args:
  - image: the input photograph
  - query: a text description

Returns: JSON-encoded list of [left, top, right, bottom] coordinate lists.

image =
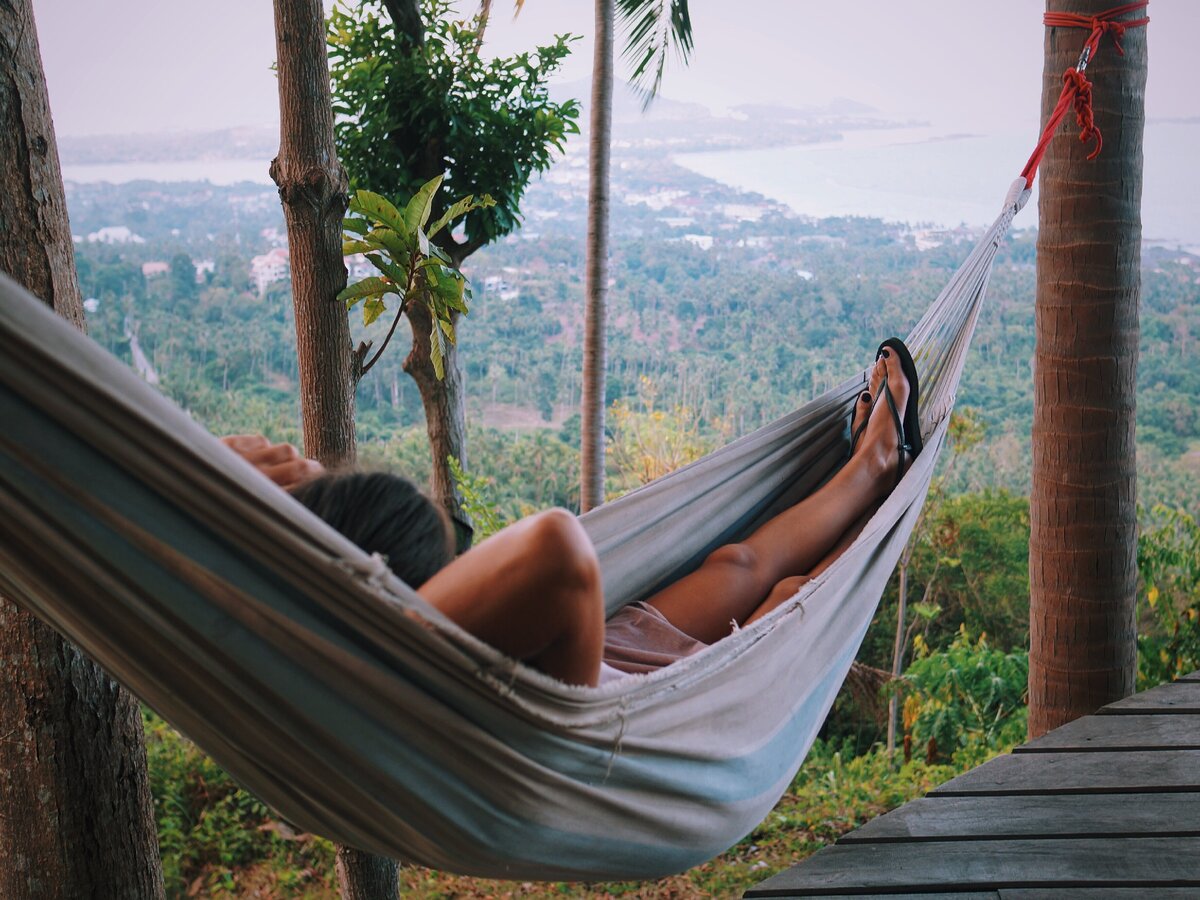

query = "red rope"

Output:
[[1019, 1, 1150, 188]]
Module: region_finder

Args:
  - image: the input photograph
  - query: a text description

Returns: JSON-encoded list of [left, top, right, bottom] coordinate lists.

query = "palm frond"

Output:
[[615, 0, 694, 108]]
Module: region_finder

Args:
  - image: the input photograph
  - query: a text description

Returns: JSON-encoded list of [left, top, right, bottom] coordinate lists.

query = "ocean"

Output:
[[60, 121, 1199, 252], [674, 122, 1200, 252]]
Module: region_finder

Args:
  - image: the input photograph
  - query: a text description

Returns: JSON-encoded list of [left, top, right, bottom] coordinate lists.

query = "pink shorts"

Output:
[[601, 601, 708, 677]]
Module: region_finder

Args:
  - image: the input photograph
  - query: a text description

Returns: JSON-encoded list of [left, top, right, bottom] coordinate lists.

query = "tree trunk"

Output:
[[271, 0, 356, 468], [272, 2, 400, 893], [0, 3, 164, 896], [581, 0, 613, 513], [404, 302, 471, 548], [886, 562, 908, 757], [1028, 0, 1146, 739], [336, 846, 399, 899]]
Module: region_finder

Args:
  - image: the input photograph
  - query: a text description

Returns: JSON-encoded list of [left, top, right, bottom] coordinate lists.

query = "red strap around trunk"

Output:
[[1018, 1, 1150, 188]]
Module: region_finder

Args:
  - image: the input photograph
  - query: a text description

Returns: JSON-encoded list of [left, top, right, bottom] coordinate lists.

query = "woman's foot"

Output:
[[856, 346, 912, 495], [848, 357, 886, 455]]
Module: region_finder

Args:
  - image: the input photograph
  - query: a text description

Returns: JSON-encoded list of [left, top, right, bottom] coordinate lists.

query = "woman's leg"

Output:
[[743, 502, 880, 626], [645, 351, 910, 643]]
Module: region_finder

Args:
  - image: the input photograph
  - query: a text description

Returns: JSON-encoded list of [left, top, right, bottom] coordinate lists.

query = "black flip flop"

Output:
[[876, 337, 923, 469]]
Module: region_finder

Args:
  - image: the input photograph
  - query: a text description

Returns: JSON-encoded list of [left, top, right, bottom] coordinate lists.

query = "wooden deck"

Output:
[[746, 673, 1200, 898]]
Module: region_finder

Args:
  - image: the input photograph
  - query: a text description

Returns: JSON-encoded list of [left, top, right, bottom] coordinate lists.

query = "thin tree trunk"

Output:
[[271, 0, 355, 468], [581, 0, 613, 512], [1028, 0, 1146, 739], [886, 563, 908, 756], [272, 2, 400, 894], [336, 846, 400, 899], [0, 3, 164, 896], [404, 302, 471, 546]]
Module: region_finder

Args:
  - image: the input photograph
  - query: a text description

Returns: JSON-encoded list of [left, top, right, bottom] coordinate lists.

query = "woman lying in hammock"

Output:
[[224, 340, 920, 688]]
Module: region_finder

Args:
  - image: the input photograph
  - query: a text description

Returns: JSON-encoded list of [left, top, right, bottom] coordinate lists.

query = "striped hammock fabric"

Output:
[[0, 180, 1028, 881]]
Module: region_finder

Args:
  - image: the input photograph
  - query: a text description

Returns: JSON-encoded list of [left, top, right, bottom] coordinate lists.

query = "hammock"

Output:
[[0, 178, 1029, 881]]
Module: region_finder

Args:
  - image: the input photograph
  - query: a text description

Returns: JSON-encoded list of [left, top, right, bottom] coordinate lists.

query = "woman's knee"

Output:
[[769, 575, 812, 602], [704, 542, 759, 574]]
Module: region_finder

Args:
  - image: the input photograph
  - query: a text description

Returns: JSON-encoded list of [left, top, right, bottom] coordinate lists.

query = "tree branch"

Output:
[[447, 232, 488, 268], [382, 0, 423, 47], [360, 300, 408, 377]]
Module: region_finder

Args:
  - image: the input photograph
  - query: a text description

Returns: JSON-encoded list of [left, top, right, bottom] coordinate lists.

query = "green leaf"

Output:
[[428, 192, 496, 238], [349, 190, 407, 233], [343, 239, 375, 256], [362, 296, 387, 326], [429, 315, 446, 380], [342, 217, 371, 236], [337, 276, 394, 307], [365, 252, 408, 285], [402, 175, 444, 234]]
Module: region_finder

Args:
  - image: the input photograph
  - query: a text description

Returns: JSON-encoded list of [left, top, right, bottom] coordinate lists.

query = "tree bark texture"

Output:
[[336, 846, 400, 900], [273, 2, 404, 894], [404, 302, 471, 543], [580, 0, 613, 513], [271, 0, 356, 468], [0, 3, 165, 896], [1028, 0, 1146, 739]]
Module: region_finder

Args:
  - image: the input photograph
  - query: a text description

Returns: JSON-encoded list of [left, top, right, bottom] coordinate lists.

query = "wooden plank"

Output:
[[752, 895, 998, 900], [743, 836, 1200, 897], [930, 749, 1200, 795], [1099, 681, 1200, 714], [1001, 891, 1200, 899], [756, 894, 997, 900], [840, 793, 1200, 843], [1014, 713, 1200, 752]]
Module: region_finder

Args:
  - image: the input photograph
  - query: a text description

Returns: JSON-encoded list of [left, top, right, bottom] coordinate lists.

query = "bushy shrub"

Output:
[[144, 711, 335, 896], [898, 627, 1028, 764], [1137, 505, 1200, 687]]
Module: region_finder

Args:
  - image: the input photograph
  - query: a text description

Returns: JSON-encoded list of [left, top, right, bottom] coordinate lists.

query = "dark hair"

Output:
[[290, 472, 454, 587]]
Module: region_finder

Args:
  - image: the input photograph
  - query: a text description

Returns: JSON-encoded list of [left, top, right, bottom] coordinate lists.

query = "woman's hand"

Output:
[[220, 434, 323, 489]]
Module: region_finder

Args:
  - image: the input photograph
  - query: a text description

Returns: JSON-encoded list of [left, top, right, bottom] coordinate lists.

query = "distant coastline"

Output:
[[674, 121, 1200, 252], [62, 158, 275, 186], [58, 119, 1199, 253]]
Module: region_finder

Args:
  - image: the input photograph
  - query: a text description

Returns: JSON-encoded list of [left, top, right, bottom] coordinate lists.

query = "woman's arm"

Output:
[[223, 433, 605, 685], [418, 509, 605, 686]]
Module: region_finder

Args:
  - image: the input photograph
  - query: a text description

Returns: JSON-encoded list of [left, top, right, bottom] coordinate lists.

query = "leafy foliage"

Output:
[[899, 627, 1029, 764], [617, 0, 694, 105], [1137, 505, 1200, 687], [448, 453, 507, 541], [328, 0, 579, 254], [607, 376, 730, 496], [339, 178, 493, 378], [144, 711, 334, 896]]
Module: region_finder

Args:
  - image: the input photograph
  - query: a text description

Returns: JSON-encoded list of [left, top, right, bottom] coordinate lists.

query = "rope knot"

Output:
[[1062, 68, 1102, 159], [1020, 2, 1148, 187], [1095, 18, 1129, 54]]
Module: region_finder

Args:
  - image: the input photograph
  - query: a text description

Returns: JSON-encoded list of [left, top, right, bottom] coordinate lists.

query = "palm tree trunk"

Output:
[[581, 0, 613, 513], [0, 3, 164, 895], [1028, 0, 1147, 739], [271, 0, 356, 468]]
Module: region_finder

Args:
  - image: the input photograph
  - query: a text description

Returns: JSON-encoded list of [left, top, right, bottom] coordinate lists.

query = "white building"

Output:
[[87, 226, 145, 245], [250, 247, 290, 296], [194, 259, 216, 282]]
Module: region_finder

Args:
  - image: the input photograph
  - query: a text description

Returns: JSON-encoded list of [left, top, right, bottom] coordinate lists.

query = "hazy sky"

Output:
[[33, 1, 1198, 138]]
